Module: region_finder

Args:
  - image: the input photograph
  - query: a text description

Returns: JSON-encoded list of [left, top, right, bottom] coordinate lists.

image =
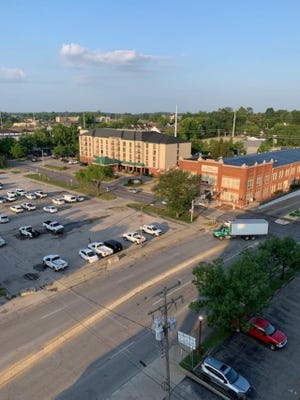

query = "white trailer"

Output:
[[213, 219, 269, 240]]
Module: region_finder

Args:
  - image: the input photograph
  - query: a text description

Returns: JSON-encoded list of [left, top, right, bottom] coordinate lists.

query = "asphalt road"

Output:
[[0, 166, 300, 399]]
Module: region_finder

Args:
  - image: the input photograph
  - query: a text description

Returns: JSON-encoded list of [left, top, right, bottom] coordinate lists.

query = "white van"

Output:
[[0, 214, 9, 223]]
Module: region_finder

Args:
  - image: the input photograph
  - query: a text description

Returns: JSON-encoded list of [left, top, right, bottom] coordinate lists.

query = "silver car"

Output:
[[199, 356, 251, 398]]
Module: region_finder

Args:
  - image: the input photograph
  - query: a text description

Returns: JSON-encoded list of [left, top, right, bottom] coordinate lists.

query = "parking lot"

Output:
[[172, 271, 300, 400], [0, 169, 176, 296]]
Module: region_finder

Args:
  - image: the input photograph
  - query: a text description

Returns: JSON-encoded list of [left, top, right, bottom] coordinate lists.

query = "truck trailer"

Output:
[[213, 219, 269, 240]]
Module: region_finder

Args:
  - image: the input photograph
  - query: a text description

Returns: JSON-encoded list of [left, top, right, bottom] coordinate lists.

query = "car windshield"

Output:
[[225, 367, 239, 384], [52, 256, 60, 262], [265, 322, 276, 335]]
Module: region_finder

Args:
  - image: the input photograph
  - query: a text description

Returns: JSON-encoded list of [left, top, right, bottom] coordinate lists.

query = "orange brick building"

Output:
[[179, 148, 300, 208]]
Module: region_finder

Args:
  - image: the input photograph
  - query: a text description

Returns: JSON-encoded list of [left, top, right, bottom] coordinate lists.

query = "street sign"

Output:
[[177, 331, 196, 350]]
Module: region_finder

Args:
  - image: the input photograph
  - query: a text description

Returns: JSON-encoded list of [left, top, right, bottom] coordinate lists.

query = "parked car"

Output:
[[199, 356, 251, 398], [79, 248, 99, 263], [10, 205, 24, 213], [0, 214, 9, 223], [7, 191, 18, 198], [68, 159, 79, 164], [75, 195, 85, 202], [35, 190, 48, 198], [19, 226, 40, 238], [122, 231, 146, 244], [0, 196, 7, 203], [246, 316, 287, 350], [52, 198, 65, 206], [103, 239, 123, 253], [0, 236, 6, 247], [21, 202, 36, 211], [5, 194, 16, 202], [43, 254, 68, 271], [87, 242, 114, 257], [15, 188, 26, 196], [141, 224, 162, 236], [43, 205, 58, 213], [25, 192, 37, 200]]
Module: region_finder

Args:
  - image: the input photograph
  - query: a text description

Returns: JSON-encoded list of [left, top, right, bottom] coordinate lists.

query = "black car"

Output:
[[104, 240, 123, 253]]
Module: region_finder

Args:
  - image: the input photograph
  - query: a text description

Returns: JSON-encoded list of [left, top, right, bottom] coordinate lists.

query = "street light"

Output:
[[198, 315, 204, 355]]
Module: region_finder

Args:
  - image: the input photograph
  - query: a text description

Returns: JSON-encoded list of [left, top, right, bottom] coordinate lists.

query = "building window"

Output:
[[247, 178, 253, 189], [279, 170, 283, 178], [221, 177, 240, 190], [272, 172, 277, 181], [256, 176, 262, 187], [271, 184, 276, 192], [277, 182, 282, 190], [264, 175, 269, 184], [285, 169, 289, 177]]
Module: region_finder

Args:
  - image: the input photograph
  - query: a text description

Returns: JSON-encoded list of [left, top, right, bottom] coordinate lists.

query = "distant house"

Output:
[[79, 128, 191, 175], [179, 148, 300, 208]]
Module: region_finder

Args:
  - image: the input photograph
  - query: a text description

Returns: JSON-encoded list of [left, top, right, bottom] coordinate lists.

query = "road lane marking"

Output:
[[0, 242, 227, 388]]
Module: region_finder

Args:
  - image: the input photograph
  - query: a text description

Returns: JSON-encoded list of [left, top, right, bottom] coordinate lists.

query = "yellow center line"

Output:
[[0, 244, 225, 388]]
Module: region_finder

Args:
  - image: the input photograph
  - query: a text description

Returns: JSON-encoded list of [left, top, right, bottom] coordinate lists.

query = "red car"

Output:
[[247, 316, 287, 350]]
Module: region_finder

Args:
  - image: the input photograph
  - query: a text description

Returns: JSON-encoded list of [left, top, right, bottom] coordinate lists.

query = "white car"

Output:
[[35, 190, 48, 198], [122, 231, 146, 244], [75, 195, 85, 202], [87, 242, 114, 257], [43, 254, 68, 271], [141, 224, 162, 236], [0, 214, 9, 223], [21, 202, 36, 211], [127, 188, 140, 194], [68, 159, 79, 164], [25, 192, 37, 200], [79, 248, 99, 263], [15, 188, 26, 196], [52, 198, 65, 206], [5, 194, 16, 202], [43, 205, 58, 213], [7, 191, 18, 198], [10, 205, 24, 213]]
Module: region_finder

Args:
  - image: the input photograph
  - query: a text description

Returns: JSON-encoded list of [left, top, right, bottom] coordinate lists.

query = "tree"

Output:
[[75, 165, 114, 194], [152, 169, 199, 218], [10, 142, 28, 159], [190, 249, 270, 331]]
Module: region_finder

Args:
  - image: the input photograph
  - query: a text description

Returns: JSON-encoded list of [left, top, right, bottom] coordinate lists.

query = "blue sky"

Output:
[[1, 0, 300, 113]]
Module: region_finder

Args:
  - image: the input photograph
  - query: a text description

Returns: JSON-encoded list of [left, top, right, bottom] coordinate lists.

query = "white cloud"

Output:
[[60, 43, 168, 69], [0, 67, 26, 82]]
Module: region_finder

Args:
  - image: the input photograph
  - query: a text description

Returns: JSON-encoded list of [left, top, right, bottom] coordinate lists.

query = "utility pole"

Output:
[[149, 282, 183, 400], [232, 110, 236, 137], [174, 105, 178, 138]]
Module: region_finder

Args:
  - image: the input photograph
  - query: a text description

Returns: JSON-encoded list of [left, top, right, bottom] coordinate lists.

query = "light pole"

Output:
[[190, 199, 195, 223], [198, 315, 203, 355]]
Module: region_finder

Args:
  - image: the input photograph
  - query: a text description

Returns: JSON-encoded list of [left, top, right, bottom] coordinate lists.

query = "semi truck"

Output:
[[213, 219, 269, 240]]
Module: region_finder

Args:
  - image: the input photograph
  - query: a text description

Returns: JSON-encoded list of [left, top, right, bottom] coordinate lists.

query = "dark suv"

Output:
[[104, 240, 123, 253]]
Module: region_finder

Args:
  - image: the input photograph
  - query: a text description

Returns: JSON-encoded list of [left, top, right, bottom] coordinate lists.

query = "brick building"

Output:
[[79, 128, 191, 174], [179, 148, 300, 208]]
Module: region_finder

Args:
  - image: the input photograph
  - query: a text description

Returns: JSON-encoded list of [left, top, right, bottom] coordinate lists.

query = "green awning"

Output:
[[93, 156, 120, 165]]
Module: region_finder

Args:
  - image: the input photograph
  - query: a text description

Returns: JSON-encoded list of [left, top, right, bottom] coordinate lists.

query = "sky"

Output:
[[2, 0, 300, 114]]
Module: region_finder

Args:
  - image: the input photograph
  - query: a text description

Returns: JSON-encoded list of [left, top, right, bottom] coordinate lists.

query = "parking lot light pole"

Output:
[[198, 315, 204, 355]]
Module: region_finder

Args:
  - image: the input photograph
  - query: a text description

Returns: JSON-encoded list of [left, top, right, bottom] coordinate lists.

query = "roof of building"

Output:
[[223, 148, 300, 167], [83, 128, 189, 144]]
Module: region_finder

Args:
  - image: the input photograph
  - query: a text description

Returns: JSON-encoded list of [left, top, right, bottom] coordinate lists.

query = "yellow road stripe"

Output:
[[0, 243, 225, 387]]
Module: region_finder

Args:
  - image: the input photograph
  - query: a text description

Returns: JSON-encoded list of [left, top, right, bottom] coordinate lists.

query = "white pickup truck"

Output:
[[19, 225, 40, 238], [43, 220, 64, 234], [122, 231, 146, 244], [87, 242, 114, 257]]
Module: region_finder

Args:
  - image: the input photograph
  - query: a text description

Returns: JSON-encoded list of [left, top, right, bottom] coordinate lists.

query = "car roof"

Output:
[[251, 316, 270, 329], [105, 239, 121, 245], [203, 356, 230, 373]]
